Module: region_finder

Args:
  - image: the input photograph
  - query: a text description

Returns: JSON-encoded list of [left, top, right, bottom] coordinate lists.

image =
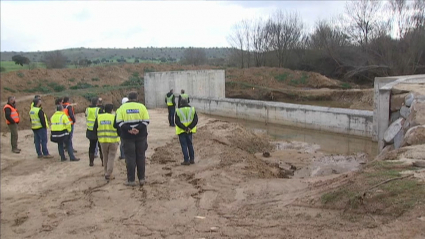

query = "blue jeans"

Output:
[[33, 128, 49, 156], [178, 133, 194, 163], [168, 106, 175, 126], [58, 138, 76, 160]]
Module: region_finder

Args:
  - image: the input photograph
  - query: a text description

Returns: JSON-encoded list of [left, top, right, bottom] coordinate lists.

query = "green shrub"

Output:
[[143, 67, 155, 73], [91, 78, 100, 81], [68, 78, 76, 82], [4, 87, 16, 93], [341, 82, 352, 89], [24, 83, 50, 93], [17, 72, 24, 78], [0, 67, 6, 72], [289, 73, 308, 85], [82, 92, 98, 102], [69, 82, 93, 90], [274, 73, 291, 82], [121, 74, 144, 87], [47, 82, 66, 92]]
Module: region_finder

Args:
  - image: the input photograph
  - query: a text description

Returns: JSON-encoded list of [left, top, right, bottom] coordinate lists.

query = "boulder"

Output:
[[405, 93, 414, 107], [403, 120, 410, 130], [394, 129, 405, 149], [402, 125, 425, 147], [390, 111, 401, 123], [406, 100, 425, 127], [400, 105, 411, 119], [390, 93, 408, 112], [384, 118, 404, 144]]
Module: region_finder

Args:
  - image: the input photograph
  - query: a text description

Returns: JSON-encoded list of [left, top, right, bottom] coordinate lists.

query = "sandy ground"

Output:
[[1, 109, 424, 239]]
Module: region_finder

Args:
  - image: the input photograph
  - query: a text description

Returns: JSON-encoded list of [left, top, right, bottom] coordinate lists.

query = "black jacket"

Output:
[[38, 109, 47, 128], [4, 103, 17, 124], [85, 105, 104, 140], [178, 95, 190, 108], [175, 104, 198, 133], [165, 92, 175, 107]]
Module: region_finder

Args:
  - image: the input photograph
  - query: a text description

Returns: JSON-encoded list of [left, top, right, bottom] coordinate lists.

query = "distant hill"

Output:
[[0, 47, 232, 62]]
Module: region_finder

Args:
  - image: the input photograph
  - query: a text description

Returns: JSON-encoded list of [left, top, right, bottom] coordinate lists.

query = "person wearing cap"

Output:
[[3, 96, 21, 153], [29, 98, 53, 158], [85, 97, 104, 166], [175, 98, 198, 165], [117, 97, 129, 160], [165, 89, 175, 127], [178, 89, 190, 108], [50, 104, 80, 162]]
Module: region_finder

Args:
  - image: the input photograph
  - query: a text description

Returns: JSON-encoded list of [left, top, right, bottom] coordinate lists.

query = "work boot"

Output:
[[89, 153, 94, 167], [12, 149, 20, 154], [181, 162, 190, 166], [190, 159, 195, 164], [73, 149, 78, 153], [139, 179, 145, 186], [61, 157, 68, 162], [70, 158, 80, 162], [124, 181, 137, 187]]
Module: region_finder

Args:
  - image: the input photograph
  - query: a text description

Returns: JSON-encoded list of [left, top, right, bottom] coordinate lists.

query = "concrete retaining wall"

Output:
[[190, 97, 374, 137], [144, 70, 225, 108]]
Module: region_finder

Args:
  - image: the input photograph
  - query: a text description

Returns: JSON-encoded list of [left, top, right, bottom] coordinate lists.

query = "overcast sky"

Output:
[[1, 1, 346, 52]]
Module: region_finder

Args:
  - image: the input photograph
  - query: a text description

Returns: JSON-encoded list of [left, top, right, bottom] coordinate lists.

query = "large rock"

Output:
[[394, 129, 405, 149], [400, 105, 411, 119], [402, 125, 425, 147], [406, 100, 425, 127], [384, 118, 404, 144], [405, 93, 414, 107], [390, 93, 408, 112]]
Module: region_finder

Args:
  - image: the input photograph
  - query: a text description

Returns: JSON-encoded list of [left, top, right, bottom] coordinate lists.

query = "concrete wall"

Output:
[[190, 97, 374, 137], [144, 70, 225, 108]]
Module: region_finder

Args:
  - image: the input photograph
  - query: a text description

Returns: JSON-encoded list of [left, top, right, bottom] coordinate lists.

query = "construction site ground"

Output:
[[1, 109, 425, 239]]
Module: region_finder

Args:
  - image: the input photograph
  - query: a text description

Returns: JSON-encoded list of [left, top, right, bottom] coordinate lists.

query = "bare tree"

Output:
[[251, 18, 269, 67], [182, 47, 207, 66], [344, 0, 383, 46], [43, 51, 67, 69], [241, 19, 252, 67], [388, 0, 413, 38], [266, 10, 304, 67], [411, 0, 425, 28], [227, 21, 246, 68]]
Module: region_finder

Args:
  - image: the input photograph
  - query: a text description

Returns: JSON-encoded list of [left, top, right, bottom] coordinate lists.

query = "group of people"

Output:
[[3, 88, 198, 187]]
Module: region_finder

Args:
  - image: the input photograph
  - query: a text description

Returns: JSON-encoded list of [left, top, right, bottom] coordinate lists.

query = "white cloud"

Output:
[[0, 1, 346, 52]]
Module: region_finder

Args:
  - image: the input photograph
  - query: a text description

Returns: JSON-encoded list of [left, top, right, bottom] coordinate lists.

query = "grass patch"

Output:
[[143, 67, 155, 73], [91, 78, 100, 81], [320, 160, 425, 217], [4, 87, 16, 93], [341, 82, 352, 89], [274, 73, 291, 82], [289, 73, 308, 85], [16, 72, 24, 78], [121, 72, 144, 87], [23, 83, 50, 93], [46, 82, 66, 92], [0, 61, 46, 72]]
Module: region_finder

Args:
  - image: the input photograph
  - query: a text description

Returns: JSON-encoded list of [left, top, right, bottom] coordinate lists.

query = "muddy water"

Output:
[[209, 115, 378, 158]]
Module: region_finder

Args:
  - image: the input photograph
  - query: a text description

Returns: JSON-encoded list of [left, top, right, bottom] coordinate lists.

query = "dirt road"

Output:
[[1, 109, 424, 239]]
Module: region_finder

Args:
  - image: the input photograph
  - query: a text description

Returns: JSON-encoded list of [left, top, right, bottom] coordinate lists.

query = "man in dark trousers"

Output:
[[116, 92, 150, 186], [62, 96, 77, 153], [178, 89, 190, 108], [165, 89, 175, 127], [175, 98, 198, 165], [29, 98, 53, 158], [3, 96, 21, 153]]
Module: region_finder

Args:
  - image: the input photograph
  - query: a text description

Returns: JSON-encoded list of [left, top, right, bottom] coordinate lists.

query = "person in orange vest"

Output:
[[62, 96, 77, 153], [3, 96, 21, 153]]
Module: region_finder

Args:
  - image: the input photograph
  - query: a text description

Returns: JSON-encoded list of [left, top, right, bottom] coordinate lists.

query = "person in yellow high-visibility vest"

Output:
[[175, 98, 198, 165], [178, 89, 190, 108], [29, 98, 53, 159], [165, 89, 175, 127], [116, 92, 150, 187], [30, 95, 41, 108], [85, 97, 104, 166], [94, 104, 120, 181], [50, 105, 80, 162]]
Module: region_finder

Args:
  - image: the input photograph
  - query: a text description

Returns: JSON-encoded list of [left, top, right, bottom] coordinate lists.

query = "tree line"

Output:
[[227, 0, 425, 84]]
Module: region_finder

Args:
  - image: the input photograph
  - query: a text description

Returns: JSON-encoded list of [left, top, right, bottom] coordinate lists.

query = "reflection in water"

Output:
[[209, 115, 378, 157]]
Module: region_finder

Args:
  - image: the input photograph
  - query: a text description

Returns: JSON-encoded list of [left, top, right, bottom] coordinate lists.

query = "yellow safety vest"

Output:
[[175, 106, 197, 135], [97, 113, 120, 143], [85, 107, 100, 131], [30, 102, 34, 108], [50, 111, 71, 132], [116, 102, 150, 126], [166, 94, 174, 106], [29, 107, 49, 130], [181, 93, 189, 99]]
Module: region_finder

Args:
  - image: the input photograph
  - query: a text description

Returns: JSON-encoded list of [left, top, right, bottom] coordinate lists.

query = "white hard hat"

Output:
[[122, 97, 129, 104]]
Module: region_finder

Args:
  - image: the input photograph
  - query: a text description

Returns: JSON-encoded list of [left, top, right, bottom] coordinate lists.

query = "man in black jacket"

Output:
[[3, 96, 21, 153], [30, 98, 53, 158], [165, 89, 175, 127]]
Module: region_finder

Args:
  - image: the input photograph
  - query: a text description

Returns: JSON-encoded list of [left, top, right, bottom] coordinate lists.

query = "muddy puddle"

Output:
[[210, 115, 377, 178]]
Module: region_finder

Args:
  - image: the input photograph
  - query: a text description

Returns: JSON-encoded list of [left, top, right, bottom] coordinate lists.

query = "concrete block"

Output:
[[407, 100, 425, 127], [390, 111, 400, 123], [390, 93, 408, 112], [400, 105, 411, 119], [405, 93, 414, 107], [384, 118, 403, 144], [393, 129, 404, 149], [402, 125, 425, 147], [391, 87, 409, 94]]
